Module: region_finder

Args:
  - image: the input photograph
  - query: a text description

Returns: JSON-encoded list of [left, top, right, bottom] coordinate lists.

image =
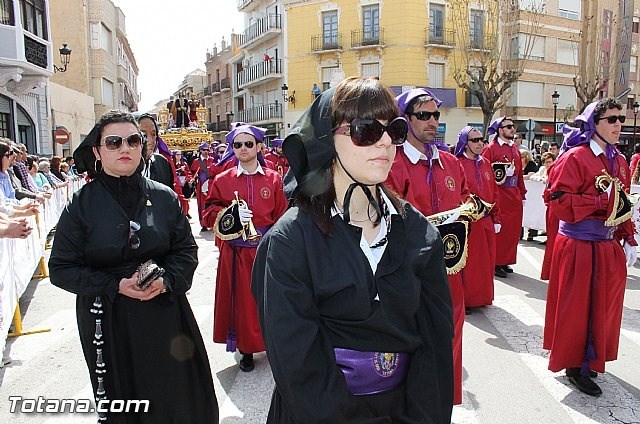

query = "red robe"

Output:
[[190, 156, 215, 227], [203, 167, 287, 353], [543, 144, 635, 373], [540, 164, 559, 281], [458, 154, 500, 307], [264, 151, 290, 177], [482, 139, 526, 266], [385, 146, 470, 405], [158, 149, 190, 216]]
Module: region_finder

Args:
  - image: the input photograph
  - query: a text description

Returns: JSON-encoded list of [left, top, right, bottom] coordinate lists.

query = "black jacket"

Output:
[[147, 153, 174, 188]]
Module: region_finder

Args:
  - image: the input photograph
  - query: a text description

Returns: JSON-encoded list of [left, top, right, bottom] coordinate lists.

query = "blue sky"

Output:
[[112, 0, 244, 112]]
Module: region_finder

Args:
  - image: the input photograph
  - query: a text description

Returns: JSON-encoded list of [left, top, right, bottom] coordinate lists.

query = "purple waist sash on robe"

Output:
[[558, 219, 616, 241], [225, 225, 271, 248], [502, 175, 518, 188], [334, 348, 409, 396]]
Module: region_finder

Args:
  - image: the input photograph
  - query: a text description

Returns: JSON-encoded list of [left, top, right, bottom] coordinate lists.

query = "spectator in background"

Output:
[[548, 142, 560, 158], [13, 143, 37, 192], [629, 143, 640, 177], [0, 212, 33, 239], [521, 150, 539, 179], [514, 133, 527, 151], [49, 156, 67, 182], [531, 152, 555, 184], [26, 156, 52, 198], [2, 140, 44, 203]]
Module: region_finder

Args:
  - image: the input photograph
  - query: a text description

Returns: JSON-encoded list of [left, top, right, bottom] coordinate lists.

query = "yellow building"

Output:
[[283, 0, 485, 145]]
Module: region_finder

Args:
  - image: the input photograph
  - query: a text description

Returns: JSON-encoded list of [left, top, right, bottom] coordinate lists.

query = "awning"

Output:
[[389, 86, 457, 108]]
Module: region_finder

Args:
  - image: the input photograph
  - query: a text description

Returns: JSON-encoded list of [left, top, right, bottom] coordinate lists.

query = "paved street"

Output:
[[1, 201, 640, 423]]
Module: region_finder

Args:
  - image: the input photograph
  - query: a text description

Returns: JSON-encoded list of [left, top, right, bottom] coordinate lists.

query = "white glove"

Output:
[[624, 242, 638, 267], [494, 223, 501, 233], [604, 183, 613, 199], [506, 163, 515, 177], [442, 210, 461, 225], [238, 206, 253, 225]]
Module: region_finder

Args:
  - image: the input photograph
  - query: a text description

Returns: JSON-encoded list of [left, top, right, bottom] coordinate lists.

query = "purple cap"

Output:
[[225, 122, 267, 145], [395, 88, 442, 115], [487, 116, 511, 136], [156, 137, 171, 156], [454, 126, 481, 157], [271, 138, 284, 147], [560, 100, 600, 151], [198, 141, 210, 151]]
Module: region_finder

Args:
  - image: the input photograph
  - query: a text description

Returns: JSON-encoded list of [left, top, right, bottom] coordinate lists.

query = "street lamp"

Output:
[[633, 101, 640, 146], [281, 83, 296, 106], [53, 43, 72, 73], [551, 90, 560, 144]]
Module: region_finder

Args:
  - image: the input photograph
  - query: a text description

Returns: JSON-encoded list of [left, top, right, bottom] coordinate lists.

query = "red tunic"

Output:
[[482, 140, 526, 266], [540, 164, 559, 281], [264, 151, 290, 177], [385, 146, 470, 405], [203, 167, 287, 353], [458, 154, 500, 307], [543, 144, 635, 373], [158, 149, 189, 216], [190, 156, 215, 227]]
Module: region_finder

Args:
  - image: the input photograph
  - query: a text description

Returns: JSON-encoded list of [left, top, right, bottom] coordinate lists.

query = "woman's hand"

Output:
[[118, 272, 167, 301]]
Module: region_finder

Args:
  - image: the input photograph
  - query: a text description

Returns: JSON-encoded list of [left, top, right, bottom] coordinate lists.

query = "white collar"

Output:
[[236, 162, 265, 177], [402, 141, 443, 168], [589, 139, 605, 156], [497, 137, 514, 147], [331, 187, 399, 218]]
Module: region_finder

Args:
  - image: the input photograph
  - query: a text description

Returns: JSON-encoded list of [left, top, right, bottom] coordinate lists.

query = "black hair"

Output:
[[593, 98, 622, 123], [404, 94, 439, 116], [95, 110, 140, 145], [550, 142, 559, 148]]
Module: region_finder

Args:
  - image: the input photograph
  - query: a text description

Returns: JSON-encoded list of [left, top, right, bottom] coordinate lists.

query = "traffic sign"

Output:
[[524, 118, 536, 131]]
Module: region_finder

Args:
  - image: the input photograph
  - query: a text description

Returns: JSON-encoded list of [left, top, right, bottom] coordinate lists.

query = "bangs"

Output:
[[332, 77, 399, 126]]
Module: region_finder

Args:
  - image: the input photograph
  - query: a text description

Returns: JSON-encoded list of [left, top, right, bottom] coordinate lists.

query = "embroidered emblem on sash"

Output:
[[443, 233, 461, 260], [444, 176, 456, 191], [373, 352, 400, 377], [221, 214, 235, 231], [485, 171, 491, 181], [261, 187, 271, 199]]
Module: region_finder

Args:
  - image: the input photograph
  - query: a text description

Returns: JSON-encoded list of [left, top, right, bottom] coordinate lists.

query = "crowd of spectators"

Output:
[[0, 137, 82, 239]]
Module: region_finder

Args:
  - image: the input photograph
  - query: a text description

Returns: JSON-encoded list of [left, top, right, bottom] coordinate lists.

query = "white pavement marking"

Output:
[[621, 307, 640, 346], [486, 295, 640, 423], [452, 391, 481, 424], [519, 245, 542, 270]]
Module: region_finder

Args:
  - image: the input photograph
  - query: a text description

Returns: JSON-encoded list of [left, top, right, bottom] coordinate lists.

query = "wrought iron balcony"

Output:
[[237, 0, 257, 12], [236, 59, 283, 89], [220, 77, 231, 91], [204, 86, 211, 96], [24, 35, 48, 69], [211, 82, 220, 94], [238, 14, 282, 49], [351, 28, 385, 48], [468, 35, 496, 51], [237, 103, 283, 124], [311, 34, 343, 52], [425, 27, 455, 47]]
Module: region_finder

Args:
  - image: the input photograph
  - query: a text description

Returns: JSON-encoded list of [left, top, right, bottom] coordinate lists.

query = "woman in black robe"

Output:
[[252, 77, 454, 423], [49, 110, 218, 423]]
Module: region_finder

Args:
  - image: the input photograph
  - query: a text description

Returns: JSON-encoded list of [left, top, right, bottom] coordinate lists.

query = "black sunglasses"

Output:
[[409, 111, 441, 121], [333, 117, 408, 146], [468, 137, 484, 143], [217, 149, 226, 154], [102, 133, 143, 151], [233, 141, 255, 149], [500, 124, 515, 130], [128, 221, 141, 250], [598, 115, 626, 124], [3, 152, 13, 157]]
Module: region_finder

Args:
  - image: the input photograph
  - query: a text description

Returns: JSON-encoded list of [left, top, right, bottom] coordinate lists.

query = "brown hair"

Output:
[[50, 156, 62, 172], [541, 152, 555, 162]]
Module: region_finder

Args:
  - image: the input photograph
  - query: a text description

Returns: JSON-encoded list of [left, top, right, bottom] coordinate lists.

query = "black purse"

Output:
[[136, 259, 165, 290]]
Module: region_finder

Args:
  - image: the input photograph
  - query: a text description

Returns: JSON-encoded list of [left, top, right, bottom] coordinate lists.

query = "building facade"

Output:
[[203, 37, 236, 139], [0, 0, 53, 154]]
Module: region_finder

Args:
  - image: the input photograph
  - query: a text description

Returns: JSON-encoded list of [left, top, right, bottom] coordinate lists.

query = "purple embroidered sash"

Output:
[[502, 175, 518, 188], [334, 348, 409, 396], [558, 219, 616, 241], [225, 225, 271, 248]]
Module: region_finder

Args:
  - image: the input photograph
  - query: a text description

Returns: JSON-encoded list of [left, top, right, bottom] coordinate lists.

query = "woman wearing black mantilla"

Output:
[[252, 77, 454, 423], [49, 110, 218, 423]]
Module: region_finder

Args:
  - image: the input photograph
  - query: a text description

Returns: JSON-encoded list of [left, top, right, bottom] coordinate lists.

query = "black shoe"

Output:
[[590, 370, 598, 378], [494, 266, 508, 278], [526, 236, 535, 241], [239, 353, 254, 372], [502, 265, 514, 273], [567, 374, 602, 396], [465, 307, 472, 315], [185, 214, 192, 219], [200, 227, 209, 232]]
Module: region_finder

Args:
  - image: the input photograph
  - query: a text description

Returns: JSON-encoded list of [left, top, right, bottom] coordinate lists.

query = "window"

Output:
[[633, 18, 639, 34], [627, 97, 636, 111], [511, 81, 544, 107], [557, 39, 578, 66], [600, 51, 610, 79], [555, 85, 576, 109], [511, 34, 545, 61], [322, 11, 339, 49], [102, 79, 114, 108], [100, 23, 113, 54], [362, 5, 379, 44], [1, 0, 14, 25], [602, 10, 612, 40], [428, 63, 445, 88], [470, 10, 484, 48], [558, 0, 580, 20], [362, 63, 379, 79], [429, 4, 445, 40], [0, 112, 10, 138], [322, 67, 339, 91], [19, 0, 47, 39], [632, 56, 638, 74]]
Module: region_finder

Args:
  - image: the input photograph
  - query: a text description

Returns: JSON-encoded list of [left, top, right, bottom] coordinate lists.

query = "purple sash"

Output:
[[334, 348, 409, 396], [225, 225, 271, 248], [558, 219, 616, 241], [502, 175, 518, 188]]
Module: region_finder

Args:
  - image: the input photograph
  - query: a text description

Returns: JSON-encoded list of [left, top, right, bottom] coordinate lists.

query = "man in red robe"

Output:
[[190, 142, 215, 231], [203, 124, 287, 372], [264, 138, 289, 177], [385, 88, 470, 405], [543, 98, 637, 396], [454, 126, 501, 309], [482, 116, 526, 278]]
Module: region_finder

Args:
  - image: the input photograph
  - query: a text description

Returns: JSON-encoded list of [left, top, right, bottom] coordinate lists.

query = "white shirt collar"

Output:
[[236, 162, 265, 177], [402, 141, 443, 168], [589, 139, 605, 156], [497, 137, 514, 147]]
